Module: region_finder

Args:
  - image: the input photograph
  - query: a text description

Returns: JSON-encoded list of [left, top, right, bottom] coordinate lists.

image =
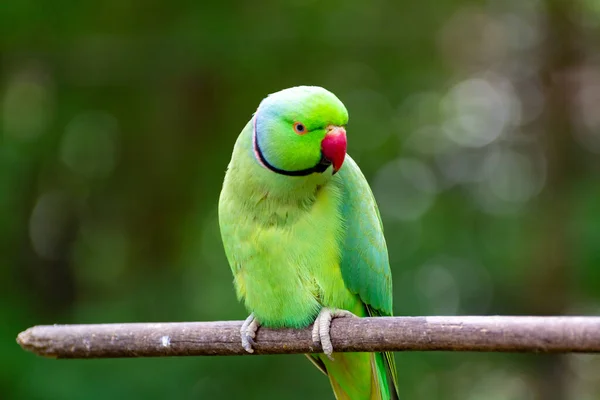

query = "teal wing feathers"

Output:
[[334, 155, 400, 398], [335, 156, 393, 315]]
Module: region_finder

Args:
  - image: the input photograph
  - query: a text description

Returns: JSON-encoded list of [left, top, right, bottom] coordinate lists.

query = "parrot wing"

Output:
[[335, 155, 400, 397], [336, 155, 393, 316]]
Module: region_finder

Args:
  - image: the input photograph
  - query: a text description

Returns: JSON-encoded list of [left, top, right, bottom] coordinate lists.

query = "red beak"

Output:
[[321, 126, 347, 174]]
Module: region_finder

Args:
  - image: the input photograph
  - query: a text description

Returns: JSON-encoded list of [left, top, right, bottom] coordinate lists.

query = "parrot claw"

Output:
[[311, 307, 357, 361], [240, 313, 260, 353]]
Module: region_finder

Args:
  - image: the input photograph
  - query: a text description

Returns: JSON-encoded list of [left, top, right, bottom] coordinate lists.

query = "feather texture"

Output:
[[218, 86, 399, 399]]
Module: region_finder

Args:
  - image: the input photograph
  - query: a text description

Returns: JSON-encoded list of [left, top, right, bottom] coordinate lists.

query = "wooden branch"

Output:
[[16, 316, 600, 359]]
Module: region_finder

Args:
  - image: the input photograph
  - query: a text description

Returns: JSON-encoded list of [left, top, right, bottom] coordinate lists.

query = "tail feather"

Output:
[[382, 351, 400, 400], [313, 351, 399, 400]]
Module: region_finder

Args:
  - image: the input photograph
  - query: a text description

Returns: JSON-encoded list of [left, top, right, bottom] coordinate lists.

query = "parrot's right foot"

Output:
[[240, 313, 260, 353], [312, 307, 357, 360]]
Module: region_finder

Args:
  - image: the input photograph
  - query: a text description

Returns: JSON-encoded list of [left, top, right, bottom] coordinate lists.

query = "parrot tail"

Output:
[[308, 351, 399, 400]]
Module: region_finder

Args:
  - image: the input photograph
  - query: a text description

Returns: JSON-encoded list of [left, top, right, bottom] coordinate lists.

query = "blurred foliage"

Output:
[[2, 0, 600, 399]]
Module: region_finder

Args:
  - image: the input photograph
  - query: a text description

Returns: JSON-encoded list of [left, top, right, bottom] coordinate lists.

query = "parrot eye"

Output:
[[293, 122, 307, 135]]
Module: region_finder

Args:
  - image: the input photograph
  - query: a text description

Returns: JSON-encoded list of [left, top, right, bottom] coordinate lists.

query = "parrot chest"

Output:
[[222, 182, 359, 328]]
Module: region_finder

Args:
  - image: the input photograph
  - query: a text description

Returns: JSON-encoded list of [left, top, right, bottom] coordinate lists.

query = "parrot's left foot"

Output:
[[240, 313, 260, 353], [311, 307, 357, 360]]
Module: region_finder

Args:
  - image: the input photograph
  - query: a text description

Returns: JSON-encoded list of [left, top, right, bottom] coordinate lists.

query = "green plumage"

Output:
[[219, 86, 399, 399]]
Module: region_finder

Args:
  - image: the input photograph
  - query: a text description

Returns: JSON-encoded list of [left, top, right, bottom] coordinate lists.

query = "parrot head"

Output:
[[252, 86, 348, 176]]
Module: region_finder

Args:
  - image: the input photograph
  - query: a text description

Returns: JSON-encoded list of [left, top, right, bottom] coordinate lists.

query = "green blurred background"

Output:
[[2, 0, 600, 399]]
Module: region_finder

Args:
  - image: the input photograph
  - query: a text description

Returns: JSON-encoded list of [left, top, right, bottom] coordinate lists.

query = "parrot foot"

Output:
[[240, 313, 260, 353], [311, 307, 357, 361]]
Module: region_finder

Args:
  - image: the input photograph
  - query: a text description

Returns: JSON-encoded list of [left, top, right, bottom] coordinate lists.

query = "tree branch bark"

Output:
[[16, 316, 600, 359]]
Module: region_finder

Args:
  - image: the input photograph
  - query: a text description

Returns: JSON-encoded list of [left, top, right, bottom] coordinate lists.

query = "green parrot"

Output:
[[218, 86, 399, 400]]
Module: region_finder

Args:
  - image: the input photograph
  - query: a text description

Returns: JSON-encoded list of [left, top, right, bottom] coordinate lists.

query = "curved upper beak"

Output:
[[321, 125, 347, 174]]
